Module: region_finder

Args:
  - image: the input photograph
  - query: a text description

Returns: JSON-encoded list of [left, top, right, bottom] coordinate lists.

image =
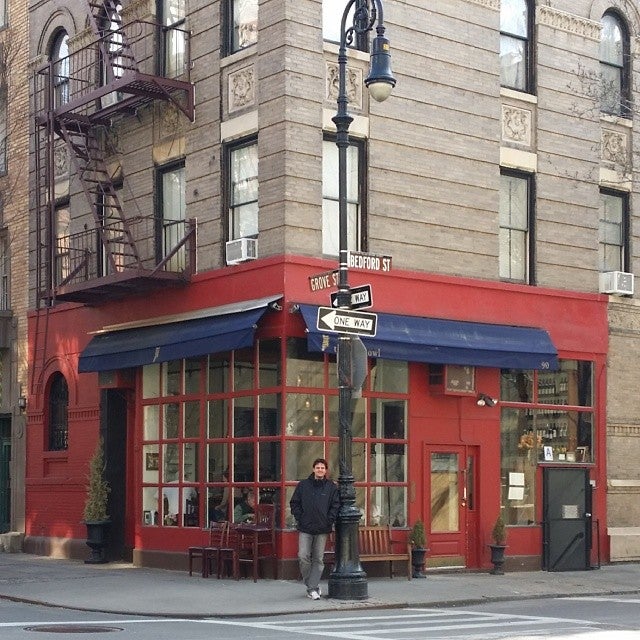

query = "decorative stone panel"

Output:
[[502, 105, 532, 146], [228, 65, 255, 113], [537, 6, 601, 41], [466, 0, 498, 9], [601, 129, 628, 166], [122, 0, 155, 22], [326, 62, 362, 110]]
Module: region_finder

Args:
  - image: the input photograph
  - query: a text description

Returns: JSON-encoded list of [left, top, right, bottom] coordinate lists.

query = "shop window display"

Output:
[[140, 342, 409, 531], [499, 360, 594, 526]]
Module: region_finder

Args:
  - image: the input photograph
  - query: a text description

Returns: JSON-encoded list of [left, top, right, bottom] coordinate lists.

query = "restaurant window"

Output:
[[499, 361, 594, 526]]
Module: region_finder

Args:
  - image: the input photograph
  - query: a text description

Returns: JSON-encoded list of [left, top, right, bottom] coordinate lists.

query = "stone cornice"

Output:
[[537, 6, 601, 41]]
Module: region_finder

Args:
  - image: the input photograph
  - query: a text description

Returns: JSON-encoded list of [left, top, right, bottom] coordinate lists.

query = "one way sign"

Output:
[[330, 284, 373, 310], [316, 307, 377, 336]]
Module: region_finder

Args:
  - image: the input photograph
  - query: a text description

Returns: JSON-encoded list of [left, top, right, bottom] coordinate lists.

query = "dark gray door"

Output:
[[101, 389, 129, 561], [0, 416, 10, 533], [542, 467, 591, 571]]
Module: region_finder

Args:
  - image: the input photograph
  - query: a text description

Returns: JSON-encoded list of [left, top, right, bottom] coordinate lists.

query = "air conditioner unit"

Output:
[[225, 238, 258, 265], [599, 271, 634, 296]]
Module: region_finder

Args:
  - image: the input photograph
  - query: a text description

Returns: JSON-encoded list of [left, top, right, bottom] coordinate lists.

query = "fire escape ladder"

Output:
[[57, 118, 141, 273], [87, 0, 139, 80]]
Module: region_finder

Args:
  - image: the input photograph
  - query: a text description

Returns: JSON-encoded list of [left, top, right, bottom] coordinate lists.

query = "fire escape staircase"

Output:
[[33, 0, 196, 305]]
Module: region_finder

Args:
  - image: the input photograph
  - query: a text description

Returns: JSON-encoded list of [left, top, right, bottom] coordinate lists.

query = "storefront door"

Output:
[[0, 417, 10, 533], [542, 467, 592, 571], [426, 445, 479, 567]]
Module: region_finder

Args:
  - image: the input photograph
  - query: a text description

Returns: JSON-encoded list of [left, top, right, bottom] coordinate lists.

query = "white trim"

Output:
[[220, 111, 258, 143], [500, 147, 537, 172], [500, 88, 538, 105], [323, 109, 369, 137]]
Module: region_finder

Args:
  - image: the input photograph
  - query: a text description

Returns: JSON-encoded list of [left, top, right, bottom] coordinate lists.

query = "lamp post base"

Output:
[[328, 571, 368, 600]]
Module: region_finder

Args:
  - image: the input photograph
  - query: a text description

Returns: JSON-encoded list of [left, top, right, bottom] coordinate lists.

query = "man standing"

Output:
[[290, 458, 340, 600]]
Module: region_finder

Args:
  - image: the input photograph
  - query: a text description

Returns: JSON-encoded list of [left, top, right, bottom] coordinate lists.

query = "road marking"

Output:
[[563, 596, 640, 604], [0, 619, 186, 628]]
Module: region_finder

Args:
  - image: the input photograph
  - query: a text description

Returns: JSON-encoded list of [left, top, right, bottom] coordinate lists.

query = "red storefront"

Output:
[[25, 255, 608, 574]]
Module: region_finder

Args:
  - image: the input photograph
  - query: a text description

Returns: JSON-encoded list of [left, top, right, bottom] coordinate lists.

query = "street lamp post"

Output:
[[327, 0, 395, 601]]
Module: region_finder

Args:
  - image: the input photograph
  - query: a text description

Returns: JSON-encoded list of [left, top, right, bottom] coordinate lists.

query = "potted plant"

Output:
[[83, 437, 111, 564], [488, 513, 507, 575], [409, 519, 428, 578]]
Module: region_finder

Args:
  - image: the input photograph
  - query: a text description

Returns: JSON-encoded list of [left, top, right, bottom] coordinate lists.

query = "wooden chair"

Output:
[[188, 521, 227, 578]]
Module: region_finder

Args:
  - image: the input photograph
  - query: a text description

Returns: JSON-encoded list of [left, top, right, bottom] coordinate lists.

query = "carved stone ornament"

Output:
[[326, 62, 362, 110], [122, 0, 155, 22], [228, 66, 255, 113], [537, 6, 601, 41], [53, 139, 69, 178], [502, 105, 532, 146], [465, 0, 498, 9], [602, 129, 628, 165], [155, 102, 183, 142]]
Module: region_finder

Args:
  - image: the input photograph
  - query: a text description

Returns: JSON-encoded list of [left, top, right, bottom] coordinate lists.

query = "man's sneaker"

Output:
[[317, 586, 322, 597], [307, 590, 321, 600]]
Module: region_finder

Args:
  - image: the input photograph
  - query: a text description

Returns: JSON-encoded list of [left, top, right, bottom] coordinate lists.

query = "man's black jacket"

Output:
[[290, 474, 340, 535]]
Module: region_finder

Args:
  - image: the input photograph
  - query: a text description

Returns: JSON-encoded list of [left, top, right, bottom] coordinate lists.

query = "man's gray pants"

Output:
[[298, 532, 328, 592]]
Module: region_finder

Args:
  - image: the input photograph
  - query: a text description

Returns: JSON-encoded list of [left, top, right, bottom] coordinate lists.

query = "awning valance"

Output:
[[79, 296, 280, 373], [298, 304, 558, 370]]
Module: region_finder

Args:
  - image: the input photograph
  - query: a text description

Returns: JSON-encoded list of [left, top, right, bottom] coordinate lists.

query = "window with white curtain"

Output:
[[161, 0, 186, 77], [0, 0, 6, 28], [50, 31, 70, 107], [600, 12, 629, 116], [599, 190, 627, 272], [500, 0, 530, 92], [322, 137, 363, 257], [228, 138, 258, 240], [228, 0, 258, 54]]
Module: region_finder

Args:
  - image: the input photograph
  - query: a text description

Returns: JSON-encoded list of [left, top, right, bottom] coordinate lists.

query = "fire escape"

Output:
[[32, 0, 196, 305]]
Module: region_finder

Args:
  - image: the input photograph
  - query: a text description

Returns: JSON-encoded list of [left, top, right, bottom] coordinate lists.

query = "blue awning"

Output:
[[298, 304, 558, 370], [79, 296, 280, 373]]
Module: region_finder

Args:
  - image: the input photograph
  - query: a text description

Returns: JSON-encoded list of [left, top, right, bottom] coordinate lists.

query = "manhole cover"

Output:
[[24, 625, 123, 633]]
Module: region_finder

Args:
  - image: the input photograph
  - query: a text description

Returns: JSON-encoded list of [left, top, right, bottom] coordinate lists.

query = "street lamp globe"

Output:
[[365, 32, 395, 102]]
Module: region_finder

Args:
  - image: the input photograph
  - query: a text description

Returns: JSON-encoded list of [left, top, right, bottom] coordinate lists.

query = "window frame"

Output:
[[599, 188, 629, 273], [224, 135, 259, 242], [48, 372, 69, 451], [499, 0, 534, 94], [50, 30, 70, 108], [0, 86, 6, 175], [600, 11, 631, 117], [158, 0, 186, 77], [0, 0, 6, 29], [0, 231, 8, 311], [224, 0, 258, 56], [155, 159, 186, 269], [499, 169, 535, 285], [322, 134, 368, 257]]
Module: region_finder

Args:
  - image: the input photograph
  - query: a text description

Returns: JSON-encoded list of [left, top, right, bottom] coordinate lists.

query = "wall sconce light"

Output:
[[18, 395, 27, 411], [477, 393, 497, 407]]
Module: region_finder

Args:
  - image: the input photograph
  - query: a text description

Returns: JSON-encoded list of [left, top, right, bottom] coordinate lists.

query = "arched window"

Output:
[[48, 373, 69, 451], [500, 0, 532, 93], [50, 31, 70, 107], [600, 12, 629, 116]]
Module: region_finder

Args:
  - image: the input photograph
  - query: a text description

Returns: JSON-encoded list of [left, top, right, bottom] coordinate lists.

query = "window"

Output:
[[322, 137, 365, 257], [499, 170, 533, 283], [50, 31, 70, 107], [0, 233, 8, 310], [0, 0, 6, 28], [600, 12, 629, 116], [227, 138, 258, 240], [599, 190, 628, 272], [48, 373, 69, 451], [500, 362, 594, 526], [54, 203, 70, 285], [227, 0, 257, 55], [500, 0, 531, 92], [161, 0, 186, 77], [158, 162, 185, 270], [0, 86, 6, 175], [322, 0, 366, 49]]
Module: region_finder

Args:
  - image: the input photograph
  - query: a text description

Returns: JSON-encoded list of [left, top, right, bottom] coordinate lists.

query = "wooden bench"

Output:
[[324, 526, 412, 580]]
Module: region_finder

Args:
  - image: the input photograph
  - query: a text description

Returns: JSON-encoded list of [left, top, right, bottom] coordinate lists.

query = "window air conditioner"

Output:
[[599, 271, 634, 296], [225, 238, 258, 265]]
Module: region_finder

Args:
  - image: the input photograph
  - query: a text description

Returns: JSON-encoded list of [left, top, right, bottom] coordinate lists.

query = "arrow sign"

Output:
[[316, 307, 377, 336], [330, 284, 373, 310]]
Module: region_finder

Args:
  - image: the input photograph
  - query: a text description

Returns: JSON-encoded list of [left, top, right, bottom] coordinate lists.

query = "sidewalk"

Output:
[[0, 553, 639, 618]]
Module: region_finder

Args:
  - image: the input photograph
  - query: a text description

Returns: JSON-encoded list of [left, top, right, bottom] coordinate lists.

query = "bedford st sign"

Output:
[[316, 307, 377, 336], [348, 251, 392, 272]]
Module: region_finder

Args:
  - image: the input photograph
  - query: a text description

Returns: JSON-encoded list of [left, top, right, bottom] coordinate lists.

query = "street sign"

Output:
[[309, 269, 339, 292], [348, 251, 392, 272], [330, 284, 373, 310], [316, 307, 377, 336]]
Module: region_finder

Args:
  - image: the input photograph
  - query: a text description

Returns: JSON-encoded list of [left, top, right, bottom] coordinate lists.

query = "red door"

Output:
[[425, 445, 479, 567]]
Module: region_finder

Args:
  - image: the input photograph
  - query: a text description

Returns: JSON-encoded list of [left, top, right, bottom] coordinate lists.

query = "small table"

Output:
[[234, 522, 275, 582]]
